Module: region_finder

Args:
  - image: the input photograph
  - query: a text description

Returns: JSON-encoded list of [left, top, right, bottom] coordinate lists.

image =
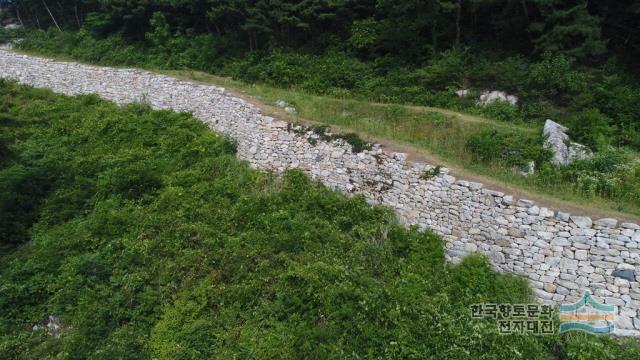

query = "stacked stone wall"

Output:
[[1, 50, 638, 335]]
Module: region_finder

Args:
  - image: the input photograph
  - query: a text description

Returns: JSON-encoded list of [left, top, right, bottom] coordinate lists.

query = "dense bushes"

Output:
[[534, 150, 640, 205], [8, 28, 640, 213], [13, 28, 640, 152], [466, 129, 550, 168], [465, 127, 640, 209], [2, 81, 639, 358]]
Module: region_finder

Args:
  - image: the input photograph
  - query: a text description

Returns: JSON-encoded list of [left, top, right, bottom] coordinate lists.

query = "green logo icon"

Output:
[[559, 292, 615, 334]]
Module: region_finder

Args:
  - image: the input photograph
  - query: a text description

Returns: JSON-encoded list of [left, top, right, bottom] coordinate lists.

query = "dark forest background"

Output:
[[2, 0, 639, 64]]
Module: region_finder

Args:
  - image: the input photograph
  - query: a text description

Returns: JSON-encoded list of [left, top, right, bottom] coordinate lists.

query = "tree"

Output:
[[531, 0, 607, 61]]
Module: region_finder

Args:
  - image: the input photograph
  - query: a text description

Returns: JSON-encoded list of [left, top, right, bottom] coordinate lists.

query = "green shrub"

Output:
[[335, 132, 372, 153], [479, 100, 523, 122], [0, 27, 26, 45], [0, 164, 57, 246], [563, 150, 640, 201], [421, 165, 443, 180], [349, 18, 379, 51], [466, 129, 550, 168], [14, 28, 640, 151], [567, 109, 613, 151], [415, 49, 468, 90], [528, 52, 588, 103]]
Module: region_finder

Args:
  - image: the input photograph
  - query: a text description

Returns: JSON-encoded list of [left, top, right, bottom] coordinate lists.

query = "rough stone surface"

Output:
[[32, 315, 62, 337], [613, 270, 637, 282], [543, 119, 593, 166], [477, 90, 518, 106], [1, 49, 638, 336]]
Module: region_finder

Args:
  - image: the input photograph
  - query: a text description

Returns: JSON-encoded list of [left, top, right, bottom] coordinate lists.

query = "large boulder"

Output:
[[477, 90, 518, 106], [543, 119, 593, 166]]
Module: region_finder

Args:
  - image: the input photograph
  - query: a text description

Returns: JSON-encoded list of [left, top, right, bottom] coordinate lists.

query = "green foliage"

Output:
[[558, 150, 639, 202], [590, 74, 640, 148], [349, 18, 379, 51], [421, 165, 443, 180], [528, 52, 587, 102], [415, 49, 468, 91], [334, 132, 372, 153], [15, 26, 640, 149], [518, 149, 640, 208], [0, 27, 25, 44], [479, 100, 523, 122], [145, 12, 171, 52], [466, 129, 550, 168], [2, 81, 638, 358], [0, 164, 56, 246], [567, 109, 612, 151], [291, 124, 371, 153], [531, 1, 607, 60]]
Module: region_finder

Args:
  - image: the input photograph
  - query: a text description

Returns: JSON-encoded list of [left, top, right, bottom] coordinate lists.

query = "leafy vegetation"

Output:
[[1, 79, 640, 359], [0, 0, 639, 215], [421, 165, 443, 180], [11, 28, 640, 150], [289, 123, 371, 153], [1, 1, 640, 357], [9, 31, 640, 214], [466, 129, 551, 169], [1, 0, 637, 146]]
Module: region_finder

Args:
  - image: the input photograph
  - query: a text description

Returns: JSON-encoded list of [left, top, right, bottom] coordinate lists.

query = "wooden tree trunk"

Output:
[[42, 0, 62, 32], [16, 7, 25, 27], [74, 3, 81, 28], [455, 0, 462, 48]]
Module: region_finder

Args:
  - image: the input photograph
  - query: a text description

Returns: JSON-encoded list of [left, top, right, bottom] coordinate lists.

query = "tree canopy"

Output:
[[2, 0, 638, 65]]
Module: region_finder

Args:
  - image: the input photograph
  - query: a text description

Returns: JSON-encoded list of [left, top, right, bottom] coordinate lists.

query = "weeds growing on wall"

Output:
[[289, 123, 372, 153]]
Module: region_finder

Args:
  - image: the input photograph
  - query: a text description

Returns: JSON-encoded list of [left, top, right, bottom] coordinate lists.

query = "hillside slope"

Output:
[[7, 31, 639, 217], [2, 81, 639, 358]]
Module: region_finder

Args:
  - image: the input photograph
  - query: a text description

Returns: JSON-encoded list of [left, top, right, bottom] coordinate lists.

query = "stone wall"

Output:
[[1, 49, 638, 336]]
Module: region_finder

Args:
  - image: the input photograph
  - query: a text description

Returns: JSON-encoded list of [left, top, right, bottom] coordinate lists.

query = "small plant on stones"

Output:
[[288, 123, 371, 153], [421, 165, 442, 180]]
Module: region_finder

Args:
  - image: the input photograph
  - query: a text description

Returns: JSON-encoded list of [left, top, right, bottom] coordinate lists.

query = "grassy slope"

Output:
[[163, 69, 640, 219], [1, 81, 639, 358], [7, 42, 639, 217]]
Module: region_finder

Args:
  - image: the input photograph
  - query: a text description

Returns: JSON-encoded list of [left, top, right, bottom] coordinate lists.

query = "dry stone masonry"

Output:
[[0, 49, 638, 336]]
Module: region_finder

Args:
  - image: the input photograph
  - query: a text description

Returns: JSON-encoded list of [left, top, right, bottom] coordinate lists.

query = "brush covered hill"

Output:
[[1, 81, 640, 358]]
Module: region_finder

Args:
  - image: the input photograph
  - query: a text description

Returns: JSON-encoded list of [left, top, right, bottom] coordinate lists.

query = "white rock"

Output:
[[594, 218, 618, 228], [543, 119, 593, 166], [477, 90, 518, 106], [570, 216, 593, 229]]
